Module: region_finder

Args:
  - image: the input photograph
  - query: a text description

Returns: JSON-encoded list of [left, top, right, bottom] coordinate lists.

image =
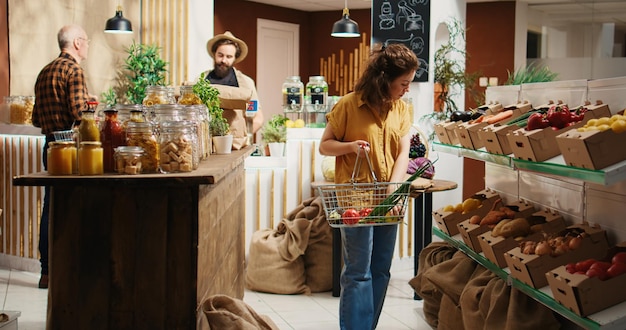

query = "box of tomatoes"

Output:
[[556, 111, 626, 170], [546, 246, 626, 317]]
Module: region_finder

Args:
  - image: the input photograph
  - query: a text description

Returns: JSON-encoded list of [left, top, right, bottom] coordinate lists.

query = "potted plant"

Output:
[[261, 114, 287, 156], [192, 73, 233, 153], [504, 62, 558, 85]]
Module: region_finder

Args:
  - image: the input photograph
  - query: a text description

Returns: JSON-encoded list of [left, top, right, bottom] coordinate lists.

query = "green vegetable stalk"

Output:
[[365, 159, 438, 220]]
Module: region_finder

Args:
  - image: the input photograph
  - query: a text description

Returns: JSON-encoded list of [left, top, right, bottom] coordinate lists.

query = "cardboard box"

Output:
[[556, 126, 626, 170], [478, 209, 566, 268], [434, 121, 461, 145], [455, 121, 489, 150], [507, 102, 611, 162], [433, 189, 501, 236], [478, 102, 504, 116], [457, 200, 536, 253], [479, 122, 518, 155], [504, 224, 610, 288], [546, 265, 626, 317]]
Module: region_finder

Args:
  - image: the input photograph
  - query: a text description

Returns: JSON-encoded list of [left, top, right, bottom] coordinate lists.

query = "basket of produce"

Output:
[[317, 146, 435, 227]]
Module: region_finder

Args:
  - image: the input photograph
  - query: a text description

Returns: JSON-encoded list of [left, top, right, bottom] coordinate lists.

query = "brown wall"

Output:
[[463, 2, 516, 199], [214, 0, 370, 90]]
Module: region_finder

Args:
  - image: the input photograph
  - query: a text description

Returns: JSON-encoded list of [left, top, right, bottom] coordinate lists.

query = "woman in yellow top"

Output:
[[319, 43, 418, 330]]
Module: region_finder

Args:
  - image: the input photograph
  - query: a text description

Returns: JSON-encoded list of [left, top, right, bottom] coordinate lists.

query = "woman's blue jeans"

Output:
[[339, 224, 398, 330]]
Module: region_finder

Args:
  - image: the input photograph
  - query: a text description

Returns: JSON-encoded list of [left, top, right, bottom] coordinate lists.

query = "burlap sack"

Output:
[[245, 228, 310, 295], [460, 268, 560, 330], [423, 251, 480, 304], [437, 294, 465, 330], [197, 294, 279, 330], [284, 197, 333, 293], [408, 241, 458, 328]]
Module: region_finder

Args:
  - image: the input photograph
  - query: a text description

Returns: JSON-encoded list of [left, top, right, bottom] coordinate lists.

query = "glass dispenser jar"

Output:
[[305, 76, 329, 128], [158, 120, 197, 173], [282, 76, 304, 118], [178, 85, 203, 105], [126, 121, 160, 173]]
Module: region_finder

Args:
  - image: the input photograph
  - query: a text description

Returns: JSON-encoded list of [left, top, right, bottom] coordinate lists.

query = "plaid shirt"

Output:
[[32, 52, 89, 135]]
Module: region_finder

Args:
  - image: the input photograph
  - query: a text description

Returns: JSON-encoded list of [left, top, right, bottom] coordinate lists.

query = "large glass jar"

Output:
[[282, 76, 304, 113], [182, 104, 210, 161], [143, 86, 171, 106], [6, 95, 34, 125], [78, 109, 100, 142], [47, 141, 77, 175], [305, 76, 329, 128], [158, 120, 197, 173], [178, 85, 203, 105], [126, 121, 160, 173], [114, 146, 145, 175], [78, 141, 104, 175], [100, 108, 125, 173]]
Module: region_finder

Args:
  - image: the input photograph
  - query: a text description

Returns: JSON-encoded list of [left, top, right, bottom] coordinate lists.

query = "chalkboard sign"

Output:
[[372, 0, 430, 82]]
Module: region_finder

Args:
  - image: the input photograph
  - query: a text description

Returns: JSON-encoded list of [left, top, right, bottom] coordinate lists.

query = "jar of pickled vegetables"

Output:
[[78, 141, 103, 175], [126, 121, 160, 173], [47, 141, 77, 175], [114, 146, 145, 174], [78, 109, 100, 142]]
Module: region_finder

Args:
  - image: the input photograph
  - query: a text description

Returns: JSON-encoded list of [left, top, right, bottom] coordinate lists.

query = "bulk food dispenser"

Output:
[[282, 76, 304, 121], [305, 76, 329, 128]]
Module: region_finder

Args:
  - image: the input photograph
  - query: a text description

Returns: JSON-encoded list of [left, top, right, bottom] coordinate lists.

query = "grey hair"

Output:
[[57, 24, 84, 50]]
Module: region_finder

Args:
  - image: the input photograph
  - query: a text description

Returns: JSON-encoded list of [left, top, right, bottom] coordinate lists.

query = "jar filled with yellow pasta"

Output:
[[142, 86, 171, 107], [178, 85, 202, 105], [126, 121, 159, 173]]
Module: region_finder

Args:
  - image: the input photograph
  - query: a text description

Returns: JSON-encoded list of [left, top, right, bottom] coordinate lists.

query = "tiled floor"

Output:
[[0, 257, 431, 330]]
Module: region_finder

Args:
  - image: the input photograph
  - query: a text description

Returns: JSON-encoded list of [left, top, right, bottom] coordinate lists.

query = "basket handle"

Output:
[[351, 144, 378, 183]]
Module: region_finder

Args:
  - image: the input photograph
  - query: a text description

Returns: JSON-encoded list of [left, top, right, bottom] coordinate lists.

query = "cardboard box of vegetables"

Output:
[[455, 102, 531, 150], [457, 199, 536, 253], [556, 111, 626, 170], [432, 188, 501, 236], [546, 245, 626, 317], [478, 101, 534, 155], [504, 223, 610, 289], [478, 209, 566, 268], [507, 101, 611, 162]]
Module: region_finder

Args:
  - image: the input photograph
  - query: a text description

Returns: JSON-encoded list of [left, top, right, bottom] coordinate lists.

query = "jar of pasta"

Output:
[[158, 120, 197, 173], [47, 141, 77, 175], [114, 146, 145, 174], [126, 121, 159, 173], [181, 104, 209, 162], [78, 141, 103, 175], [178, 85, 202, 105], [143, 86, 171, 106]]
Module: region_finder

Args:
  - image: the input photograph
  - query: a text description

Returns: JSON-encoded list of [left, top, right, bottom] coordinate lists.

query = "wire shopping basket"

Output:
[[52, 130, 74, 142], [317, 147, 410, 228]]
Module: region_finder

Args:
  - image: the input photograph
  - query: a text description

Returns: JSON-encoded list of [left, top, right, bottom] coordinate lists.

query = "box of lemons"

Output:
[[284, 118, 305, 128]]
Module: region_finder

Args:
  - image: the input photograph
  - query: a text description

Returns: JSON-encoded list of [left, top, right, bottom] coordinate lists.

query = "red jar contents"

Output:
[[100, 108, 125, 172]]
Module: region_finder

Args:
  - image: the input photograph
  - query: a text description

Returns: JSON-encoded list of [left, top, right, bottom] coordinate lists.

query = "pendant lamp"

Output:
[[331, 0, 360, 38], [104, 5, 133, 34]]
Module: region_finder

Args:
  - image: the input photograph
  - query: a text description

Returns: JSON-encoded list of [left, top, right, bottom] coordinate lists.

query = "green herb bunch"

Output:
[[261, 114, 287, 143], [505, 63, 558, 85], [193, 73, 229, 136], [123, 42, 168, 104]]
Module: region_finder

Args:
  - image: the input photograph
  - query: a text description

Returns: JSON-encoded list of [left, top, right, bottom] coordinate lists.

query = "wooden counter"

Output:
[[13, 147, 253, 330]]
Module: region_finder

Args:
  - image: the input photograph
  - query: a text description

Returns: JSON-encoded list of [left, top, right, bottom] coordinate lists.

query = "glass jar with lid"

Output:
[[158, 120, 197, 173], [47, 141, 77, 175], [100, 108, 125, 173], [182, 104, 211, 160], [282, 76, 304, 113], [143, 85, 171, 106], [78, 141, 104, 175], [78, 109, 100, 143], [114, 146, 145, 174], [126, 121, 160, 173], [178, 85, 203, 105], [305, 76, 329, 128]]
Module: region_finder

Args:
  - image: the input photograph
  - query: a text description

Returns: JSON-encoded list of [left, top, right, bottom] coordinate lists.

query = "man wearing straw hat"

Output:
[[203, 31, 265, 149]]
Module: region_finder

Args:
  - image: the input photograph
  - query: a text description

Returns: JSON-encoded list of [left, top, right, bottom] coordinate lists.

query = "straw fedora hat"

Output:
[[206, 31, 249, 64]]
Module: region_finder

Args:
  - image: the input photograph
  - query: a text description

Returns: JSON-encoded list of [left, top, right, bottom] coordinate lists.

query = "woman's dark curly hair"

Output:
[[355, 43, 418, 110]]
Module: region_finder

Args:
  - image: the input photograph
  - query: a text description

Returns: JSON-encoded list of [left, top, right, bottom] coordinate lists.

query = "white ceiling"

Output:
[[244, 0, 626, 25]]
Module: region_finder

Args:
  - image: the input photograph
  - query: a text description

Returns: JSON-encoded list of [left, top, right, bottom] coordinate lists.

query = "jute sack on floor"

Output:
[[245, 227, 311, 295], [459, 267, 560, 330], [408, 241, 458, 328], [197, 294, 279, 330], [284, 196, 332, 293]]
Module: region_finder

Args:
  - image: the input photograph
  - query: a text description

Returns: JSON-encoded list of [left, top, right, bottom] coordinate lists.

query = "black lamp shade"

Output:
[[105, 9, 133, 34], [331, 12, 360, 38]]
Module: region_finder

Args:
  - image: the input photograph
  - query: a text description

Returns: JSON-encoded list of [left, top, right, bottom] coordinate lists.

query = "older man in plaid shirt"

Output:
[[32, 24, 94, 289]]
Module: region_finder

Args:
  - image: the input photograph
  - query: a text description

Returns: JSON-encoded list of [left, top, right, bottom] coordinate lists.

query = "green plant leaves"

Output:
[[123, 42, 169, 104]]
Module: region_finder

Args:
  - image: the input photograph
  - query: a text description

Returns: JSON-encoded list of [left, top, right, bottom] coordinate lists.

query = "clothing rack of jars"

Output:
[[47, 85, 211, 177]]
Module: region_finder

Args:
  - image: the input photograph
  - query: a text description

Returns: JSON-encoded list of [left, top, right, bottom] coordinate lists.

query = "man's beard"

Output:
[[213, 63, 232, 78]]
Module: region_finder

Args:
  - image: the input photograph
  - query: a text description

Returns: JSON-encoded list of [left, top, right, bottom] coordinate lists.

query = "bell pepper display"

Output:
[[523, 104, 588, 131]]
